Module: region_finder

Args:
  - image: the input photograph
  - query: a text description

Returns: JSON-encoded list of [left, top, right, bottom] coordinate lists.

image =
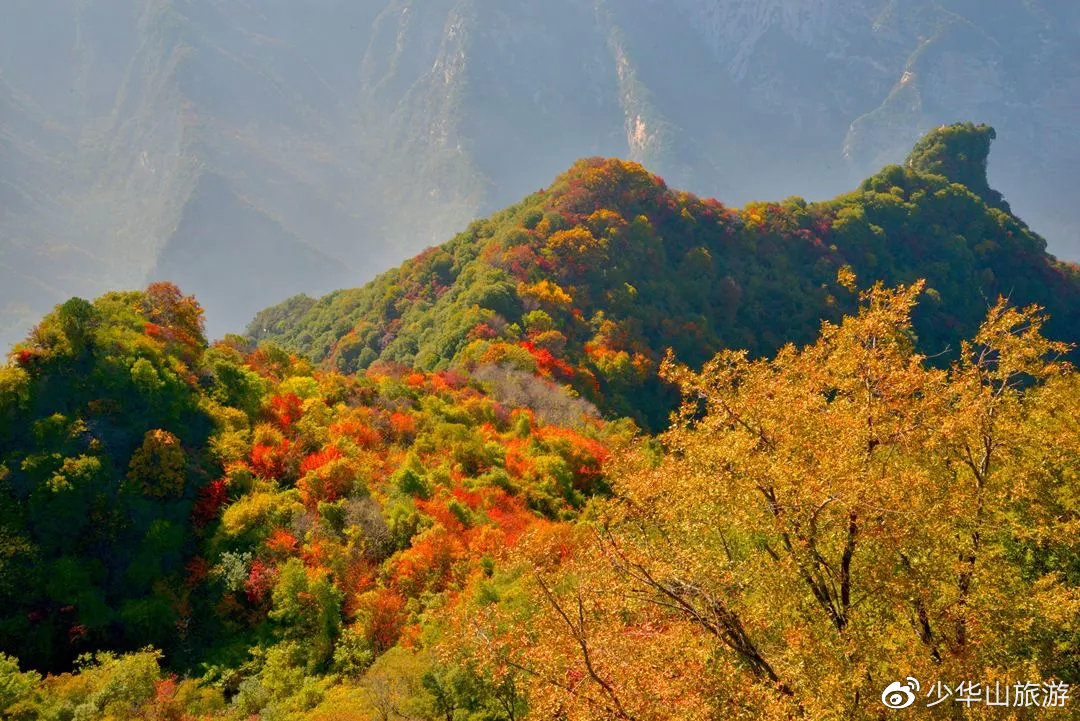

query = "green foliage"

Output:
[[269, 560, 343, 670], [906, 121, 1007, 209], [0, 653, 40, 717], [0, 283, 220, 671], [1, 128, 1078, 719], [249, 129, 1080, 431]]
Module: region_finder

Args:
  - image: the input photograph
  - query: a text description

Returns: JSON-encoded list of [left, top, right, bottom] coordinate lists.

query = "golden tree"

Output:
[[126, 429, 187, 498], [455, 280, 1079, 720]]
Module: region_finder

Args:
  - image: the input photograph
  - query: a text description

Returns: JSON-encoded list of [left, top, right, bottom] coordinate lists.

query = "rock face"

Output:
[[1, 0, 1078, 346]]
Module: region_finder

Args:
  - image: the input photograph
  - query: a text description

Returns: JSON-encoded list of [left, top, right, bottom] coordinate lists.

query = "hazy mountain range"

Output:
[[2, 0, 1079, 348]]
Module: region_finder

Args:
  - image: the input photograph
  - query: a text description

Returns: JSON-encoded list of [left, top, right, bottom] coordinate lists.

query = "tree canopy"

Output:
[[1, 126, 1078, 720]]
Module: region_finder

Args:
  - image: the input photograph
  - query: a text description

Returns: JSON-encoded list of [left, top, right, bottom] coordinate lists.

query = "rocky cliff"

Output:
[[1, 0, 1077, 346]]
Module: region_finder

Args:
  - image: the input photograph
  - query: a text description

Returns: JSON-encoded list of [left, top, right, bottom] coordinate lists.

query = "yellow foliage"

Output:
[[517, 280, 573, 308], [221, 491, 302, 537], [455, 282, 1080, 720], [545, 227, 608, 266], [125, 429, 185, 498]]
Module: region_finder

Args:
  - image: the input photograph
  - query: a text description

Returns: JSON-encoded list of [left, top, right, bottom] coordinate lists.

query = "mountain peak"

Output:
[[248, 130, 1079, 430], [546, 157, 671, 220], [906, 123, 1008, 211]]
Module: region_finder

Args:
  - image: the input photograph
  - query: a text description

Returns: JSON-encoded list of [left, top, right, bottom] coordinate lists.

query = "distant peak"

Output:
[[549, 157, 669, 217], [906, 123, 1008, 211]]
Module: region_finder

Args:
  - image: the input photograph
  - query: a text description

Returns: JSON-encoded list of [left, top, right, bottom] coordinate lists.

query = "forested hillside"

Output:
[[0, 281, 628, 719], [0, 125, 1077, 720], [252, 124, 1080, 428]]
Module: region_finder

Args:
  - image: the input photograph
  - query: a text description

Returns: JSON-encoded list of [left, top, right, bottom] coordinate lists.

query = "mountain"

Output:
[[3, 0, 1080, 349], [249, 124, 1080, 429], [0, 280, 616, 678], [2, 177, 1078, 718]]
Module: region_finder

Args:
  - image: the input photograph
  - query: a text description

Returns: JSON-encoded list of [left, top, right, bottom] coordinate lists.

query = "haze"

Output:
[[2, 0, 1078, 348]]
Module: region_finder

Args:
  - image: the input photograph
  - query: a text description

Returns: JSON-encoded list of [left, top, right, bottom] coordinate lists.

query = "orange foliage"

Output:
[[269, 392, 303, 429], [390, 527, 466, 597], [520, 341, 575, 378], [298, 457, 355, 506], [300, 446, 344, 476], [342, 561, 376, 617], [250, 438, 290, 479], [357, 588, 407, 653], [14, 348, 37, 367], [139, 282, 206, 358], [388, 411, 416, 439], [468, 322, 499, 341], [504, 440, 535, 479], [266, 528, 299, 555], [483, 490, 532, 546], [536, 426, 609, 488]]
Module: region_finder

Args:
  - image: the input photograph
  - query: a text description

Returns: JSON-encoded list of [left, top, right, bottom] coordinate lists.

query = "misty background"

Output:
[[1, 0, 1078, 349]]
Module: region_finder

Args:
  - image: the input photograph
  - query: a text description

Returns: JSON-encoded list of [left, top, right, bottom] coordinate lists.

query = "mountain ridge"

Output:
[[248, 123, 1080, 429], [3, 0, 1080, 350]]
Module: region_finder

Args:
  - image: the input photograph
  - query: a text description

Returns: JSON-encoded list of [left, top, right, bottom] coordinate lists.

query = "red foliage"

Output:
[[269, 392, 304, 429], [247, 347, 292, 380], [485, 492, 532, 546], [140, 283, 205, 359], [504, 441, 534, 479], [298, 457, 354, 507], [499, 243, 540, 280], [536, 426, 610, 489], [468, 322, 499, 341], [390, 527, 465, 597], [366, 589, 407, 653], [192, 479, 229, 527], [154, 675, 178, 703], [520, 341, 575, 378], [555, 158, 667, 224], [342, 562, 376, 617], [302, 539, 331, 568], [244, 561, 279, 604], [299, 447, 344, 476], [185, 557, 211, 587], [250, 439, 290, 479], [353, 423, 382, 449], [416, 495, 468, 533], [13, 349, 36, 367], [147, 675, 184, 721], [329, 418, 382, 449], [389, 411, 417, 439], [435, 368, 469, 390], [452, 485, 482, 510]]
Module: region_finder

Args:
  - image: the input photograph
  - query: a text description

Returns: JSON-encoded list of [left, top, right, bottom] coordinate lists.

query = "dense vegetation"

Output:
[[449, 282, 1080, 720], [1, 281, 628, 719], [251, 123, 1080, 430], [0, 125, 1077, 720]]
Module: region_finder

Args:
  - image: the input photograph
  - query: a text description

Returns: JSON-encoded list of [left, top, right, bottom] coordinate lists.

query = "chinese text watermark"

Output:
[[881, 677, 1070, 710]]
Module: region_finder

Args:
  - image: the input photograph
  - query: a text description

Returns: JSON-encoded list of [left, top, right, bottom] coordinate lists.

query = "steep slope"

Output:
[[0, 280, 616, 678], [0, 0, 377, 344], [249, 124, 1080, 430], [2, 1, 1079, 349]]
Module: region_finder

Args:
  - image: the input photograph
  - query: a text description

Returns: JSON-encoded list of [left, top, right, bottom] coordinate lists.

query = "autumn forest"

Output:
[[1, 124, 1078, 720]]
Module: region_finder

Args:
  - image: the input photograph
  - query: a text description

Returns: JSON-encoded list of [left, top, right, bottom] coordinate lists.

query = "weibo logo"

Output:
[[881, 678, 920, 709]]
